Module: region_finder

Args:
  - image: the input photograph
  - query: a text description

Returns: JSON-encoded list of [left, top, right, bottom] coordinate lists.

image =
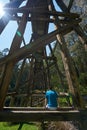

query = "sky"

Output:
[[0, 0, 31, 51], [0, 0, 61, 51]]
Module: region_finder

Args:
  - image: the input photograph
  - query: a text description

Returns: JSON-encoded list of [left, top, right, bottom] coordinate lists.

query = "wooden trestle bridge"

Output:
[[0, 0, 87, 126]]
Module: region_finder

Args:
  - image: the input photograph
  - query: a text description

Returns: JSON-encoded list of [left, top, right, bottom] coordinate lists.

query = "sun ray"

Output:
[[0, 2, 5, 18]]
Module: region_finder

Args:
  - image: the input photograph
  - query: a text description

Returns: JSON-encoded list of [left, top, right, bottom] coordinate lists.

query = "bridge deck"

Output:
[[0, 107, 87, 122]]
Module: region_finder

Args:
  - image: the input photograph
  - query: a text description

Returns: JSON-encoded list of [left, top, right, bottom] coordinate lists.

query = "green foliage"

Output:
[[79, 73, 87, 86], [79, 73, 87, 95], [59, 96, 73, 107], [0, 122, 38, 130]]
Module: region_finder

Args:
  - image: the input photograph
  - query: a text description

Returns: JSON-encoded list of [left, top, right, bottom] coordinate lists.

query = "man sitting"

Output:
[[45, 86, 59, 110]]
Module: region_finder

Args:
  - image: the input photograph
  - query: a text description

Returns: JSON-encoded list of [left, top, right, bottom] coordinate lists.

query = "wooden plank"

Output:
[[0, 109, 87, 122], [3, 107, 74, 111]]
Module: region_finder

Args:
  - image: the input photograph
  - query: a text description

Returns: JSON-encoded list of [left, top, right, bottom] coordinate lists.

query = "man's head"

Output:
[[49, 86, 53, 90]]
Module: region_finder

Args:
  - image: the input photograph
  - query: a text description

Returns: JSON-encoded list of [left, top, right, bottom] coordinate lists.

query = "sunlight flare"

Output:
[[0, 2, 5, 18]]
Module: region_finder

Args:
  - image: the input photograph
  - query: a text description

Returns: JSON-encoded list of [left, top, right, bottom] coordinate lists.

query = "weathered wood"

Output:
[[68, 0, 74, 12], [0, 22, 80, 66], [3, 107, 75, 111], [55, 0, 69, 12], [6, 92, 70, 97], [47, 2, 85, 108], [55, 0, 87, 46], [4, 8, 80, 18], [56, 35, 84, 108], [0, 1, 31, 109], [0, 108, 87, 122], [10, 15, 81, 25], [55, 0, 73, 13], [0, 0, 86, 114]]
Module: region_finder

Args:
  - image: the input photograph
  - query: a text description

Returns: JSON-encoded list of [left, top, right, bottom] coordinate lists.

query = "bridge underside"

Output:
[[0, 107, 87, 122]]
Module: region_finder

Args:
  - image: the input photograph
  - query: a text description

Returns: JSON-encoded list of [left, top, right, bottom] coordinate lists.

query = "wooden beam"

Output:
[[55, 0, 87, 46], [9, 15, 81, 25], [0, 22, 80, 66], [3, 8, 80, 18], [0, 0, 31, 109], [55, 0, 68, 12], [3, 107, 74, 111], [0, 108, 87, 122], [6, 92, 70, 98], [68, 0, 74, 12]]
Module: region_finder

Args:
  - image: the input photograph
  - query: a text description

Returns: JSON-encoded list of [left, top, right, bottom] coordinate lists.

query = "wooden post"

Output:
[[49, 0, 85, 108], [56, 34, 84, 108], [0, 0, 30, 109]]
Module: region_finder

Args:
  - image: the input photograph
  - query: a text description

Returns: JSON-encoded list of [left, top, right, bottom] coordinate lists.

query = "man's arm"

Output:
[[45, 98, 47, 108]]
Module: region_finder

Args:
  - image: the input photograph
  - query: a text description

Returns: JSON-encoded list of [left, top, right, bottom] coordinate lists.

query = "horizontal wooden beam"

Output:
[[0, 108, 87, 122], [9, 15, 81, 24], [6, 92, 69, 97], [3, 107, 74, 111], [3, 8, 80, 18]]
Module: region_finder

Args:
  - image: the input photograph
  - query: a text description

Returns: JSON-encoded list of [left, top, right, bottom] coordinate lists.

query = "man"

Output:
[[45, 86, 58, 110]]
